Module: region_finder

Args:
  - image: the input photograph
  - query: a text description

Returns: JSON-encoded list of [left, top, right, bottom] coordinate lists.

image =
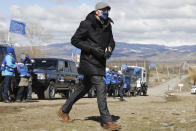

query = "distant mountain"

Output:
[[41, 42, 196, 62]]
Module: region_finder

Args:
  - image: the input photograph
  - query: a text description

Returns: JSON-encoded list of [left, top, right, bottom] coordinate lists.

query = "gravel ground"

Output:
[[0, 75, 196, 131]]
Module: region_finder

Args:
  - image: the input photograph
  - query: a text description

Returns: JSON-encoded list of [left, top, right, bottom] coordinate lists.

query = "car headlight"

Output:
[[36, 73, 46, 80]]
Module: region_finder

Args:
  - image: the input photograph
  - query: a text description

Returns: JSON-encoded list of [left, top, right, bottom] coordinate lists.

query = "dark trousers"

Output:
[[3, 76, 12, 101], [16, 86, 28, 101], [119, 85, 124, 98], [62, 75, 112, 123], [27, 81, 32, 99]]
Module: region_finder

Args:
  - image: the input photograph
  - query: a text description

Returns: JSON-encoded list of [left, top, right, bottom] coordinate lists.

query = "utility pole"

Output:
[[167, 65, 170, 79], [156, 66, 160, 82], [179, 65, 181, 80]]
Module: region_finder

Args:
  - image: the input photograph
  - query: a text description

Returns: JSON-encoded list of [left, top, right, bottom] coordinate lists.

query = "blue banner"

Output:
[[9, 20, 26, 35], [121, 64, 127, 70], [150, 62, 156, 68]]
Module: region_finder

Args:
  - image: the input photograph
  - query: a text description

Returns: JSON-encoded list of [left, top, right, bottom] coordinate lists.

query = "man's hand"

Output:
[[91, 47, 105, 58], [104, 46, 112, 59]]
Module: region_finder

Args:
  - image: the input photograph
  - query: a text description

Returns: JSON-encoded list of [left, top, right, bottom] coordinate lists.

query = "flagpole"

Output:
[[7, 32, 10, 45], [156, 66, 160, 82]]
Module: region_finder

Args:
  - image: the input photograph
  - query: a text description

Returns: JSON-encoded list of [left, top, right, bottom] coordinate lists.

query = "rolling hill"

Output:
[[41, 42, 196, 62]]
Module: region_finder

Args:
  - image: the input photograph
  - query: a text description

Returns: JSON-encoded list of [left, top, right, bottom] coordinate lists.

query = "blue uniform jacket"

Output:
[[1, 54, 16, 76], [104, 72, 111, 85], [17, 62, 30, 77]]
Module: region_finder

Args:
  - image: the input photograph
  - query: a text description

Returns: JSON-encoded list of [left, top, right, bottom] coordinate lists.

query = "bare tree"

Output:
[[25, 22, 53, 57], [0, 32, 8, 43]]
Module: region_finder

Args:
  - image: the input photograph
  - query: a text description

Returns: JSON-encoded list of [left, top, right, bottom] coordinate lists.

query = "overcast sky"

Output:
[[0, 0, 196, 46]]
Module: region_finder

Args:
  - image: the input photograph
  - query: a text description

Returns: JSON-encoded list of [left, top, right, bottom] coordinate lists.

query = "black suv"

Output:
[[32, 58, 79, 99], [0, 44, 17, 101]]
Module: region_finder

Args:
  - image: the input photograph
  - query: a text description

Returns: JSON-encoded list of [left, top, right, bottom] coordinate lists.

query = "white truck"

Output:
[[191, 85, 196, 94], [133, 66, 148, 96], [122, 66, 148, 96]]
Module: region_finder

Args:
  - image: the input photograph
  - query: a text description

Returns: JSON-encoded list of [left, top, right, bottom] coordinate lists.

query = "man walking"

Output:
[[58, 2, 121, 130], [118, 70, 125, 101]]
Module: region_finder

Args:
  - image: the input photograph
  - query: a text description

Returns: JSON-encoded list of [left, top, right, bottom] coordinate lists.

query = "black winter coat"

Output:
[[71, 11, 115, 76]]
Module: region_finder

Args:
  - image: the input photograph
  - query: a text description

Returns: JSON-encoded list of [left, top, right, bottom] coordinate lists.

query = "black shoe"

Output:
[[4, 100, 10, 103]]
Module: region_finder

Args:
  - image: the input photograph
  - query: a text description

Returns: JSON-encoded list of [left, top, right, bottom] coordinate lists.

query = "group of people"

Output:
[[105, 69, 126, 101], [1, 46, 32, 103]]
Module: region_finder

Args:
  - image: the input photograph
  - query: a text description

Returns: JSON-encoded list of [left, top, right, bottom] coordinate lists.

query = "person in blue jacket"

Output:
[[16, 55, 30, 102], [1, 46, 16, 103], [24, 55, 33, 100], [104, 71, 111, 90], [118, 71, 125, 101]]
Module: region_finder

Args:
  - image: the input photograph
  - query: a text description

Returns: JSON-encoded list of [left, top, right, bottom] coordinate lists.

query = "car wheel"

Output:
[[126, 90, 131, 97], [131, 88, 137, 97], [137, 90, 141, 96], [143, 90, 147, 96], [44, 81, 56, 99], [37, 90, 44, 99]]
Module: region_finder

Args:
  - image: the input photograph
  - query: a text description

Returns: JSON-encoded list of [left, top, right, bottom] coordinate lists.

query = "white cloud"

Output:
[[6, 4, 93, 44], [44, 0, 79, 4], [0, 0, 195, 46], [0, 12, 8, 31], [107, 0, 196, 46]]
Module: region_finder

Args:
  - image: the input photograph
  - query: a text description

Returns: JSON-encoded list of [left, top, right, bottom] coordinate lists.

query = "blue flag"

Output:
[[150, 62, 156, 68], [121, 64, 127, 70], [9, 20, 26, 35]]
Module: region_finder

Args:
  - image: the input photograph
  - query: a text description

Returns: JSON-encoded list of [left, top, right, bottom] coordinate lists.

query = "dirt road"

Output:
[[0, 75, 196, 131], [149, 75, 189, 96]]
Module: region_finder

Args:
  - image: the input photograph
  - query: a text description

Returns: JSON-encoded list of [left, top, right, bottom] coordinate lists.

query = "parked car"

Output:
[[31, 58, 79, 99], [0, 44, 18, 101]]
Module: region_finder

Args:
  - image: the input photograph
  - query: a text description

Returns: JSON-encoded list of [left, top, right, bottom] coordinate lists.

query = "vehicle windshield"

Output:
[[123, 67, 134, 76], [135, 69, 142, 79], [32, 59, 57, 70]]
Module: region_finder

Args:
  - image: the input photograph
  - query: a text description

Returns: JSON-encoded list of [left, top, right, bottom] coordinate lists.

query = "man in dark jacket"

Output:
[[58, 2, 121, 130]]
